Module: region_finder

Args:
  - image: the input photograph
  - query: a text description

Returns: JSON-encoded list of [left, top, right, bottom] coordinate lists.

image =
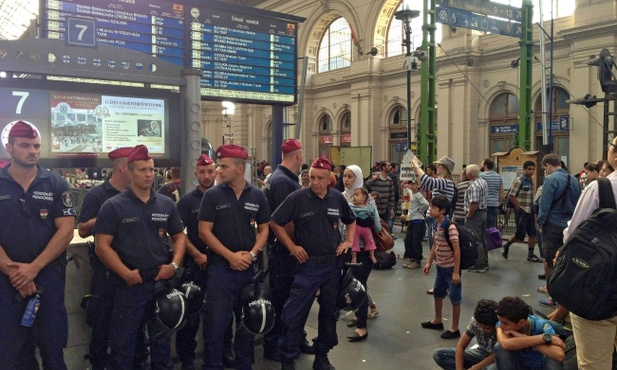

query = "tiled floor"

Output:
[[189, 233, 551, 370]]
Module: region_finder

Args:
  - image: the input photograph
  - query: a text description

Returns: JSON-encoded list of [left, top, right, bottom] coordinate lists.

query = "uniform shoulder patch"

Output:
[[62, 191, 73, 208]]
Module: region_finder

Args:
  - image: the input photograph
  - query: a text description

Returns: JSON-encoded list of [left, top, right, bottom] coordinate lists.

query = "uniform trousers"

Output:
[[202, 265, 255, 370], [0, 264, 68, 370], [175, 263, 208, 367], [108, 279, 172, 370], [279, 257, 341, 360]]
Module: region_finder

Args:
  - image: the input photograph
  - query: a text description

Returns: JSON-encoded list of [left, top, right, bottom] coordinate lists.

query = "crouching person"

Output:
[[433, 299, 498, 370], [494, 296, 565, 370]]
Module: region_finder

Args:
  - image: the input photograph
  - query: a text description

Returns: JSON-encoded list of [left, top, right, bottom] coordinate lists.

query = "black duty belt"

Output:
[[307, 254, 338, 264]]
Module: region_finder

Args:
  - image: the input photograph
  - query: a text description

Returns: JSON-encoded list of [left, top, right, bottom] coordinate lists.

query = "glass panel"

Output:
[[507, 93, 519, 114], [490, 94, 506, 117], [554, 87, 570, 111], [557, 136, 570, 165]]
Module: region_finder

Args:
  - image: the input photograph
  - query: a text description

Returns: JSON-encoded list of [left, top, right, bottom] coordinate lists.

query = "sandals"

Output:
[[368, 306, 379, 319]]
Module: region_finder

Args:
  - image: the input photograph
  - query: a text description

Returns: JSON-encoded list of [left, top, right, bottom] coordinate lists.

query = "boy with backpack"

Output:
[[422, 194, 462, 339]]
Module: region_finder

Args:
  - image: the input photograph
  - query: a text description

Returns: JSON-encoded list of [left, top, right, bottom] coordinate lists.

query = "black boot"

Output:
[[281, 359, 297, 370], [312, 352, 335, 370]]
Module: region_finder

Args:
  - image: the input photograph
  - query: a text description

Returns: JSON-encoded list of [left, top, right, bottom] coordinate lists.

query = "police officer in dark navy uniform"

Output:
[[78, 147, 138, 370], [175, 154, 216, 370], [94, 145, 186, 370], [198, 144, 270, 370], [270, 156, 356, 370], [263, 138, 315, 361], [0, 120, 75, 370]]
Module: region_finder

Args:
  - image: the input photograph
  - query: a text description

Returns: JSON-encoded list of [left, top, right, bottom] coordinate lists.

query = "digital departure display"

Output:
[[40, 0, 300, 105]]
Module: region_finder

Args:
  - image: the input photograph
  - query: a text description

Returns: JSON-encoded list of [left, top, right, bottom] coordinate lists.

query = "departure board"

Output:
[[43, 0, 185, 66], [188, 6, 297, 103], [40, 0, 300, 105]]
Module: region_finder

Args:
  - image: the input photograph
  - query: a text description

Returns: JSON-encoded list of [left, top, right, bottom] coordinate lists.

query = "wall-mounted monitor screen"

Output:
[[0, 79, 181, 168]]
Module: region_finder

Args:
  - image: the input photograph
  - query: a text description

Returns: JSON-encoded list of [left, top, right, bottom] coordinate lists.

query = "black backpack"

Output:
[[443, 220, 480, 270], [548, 178, 617, 320]]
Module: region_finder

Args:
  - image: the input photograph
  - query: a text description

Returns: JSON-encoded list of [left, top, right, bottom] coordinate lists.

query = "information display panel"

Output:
[[0, 79, 180, 168], [40, 0, 301, 105], [42, 0, 186, 66], [188, 5, 297, 103]]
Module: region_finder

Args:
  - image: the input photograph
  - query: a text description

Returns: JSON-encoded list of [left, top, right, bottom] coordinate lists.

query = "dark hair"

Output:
[[483, 158, 495, 170], [585, 160, 602, 173], [541, 154, 560, 167], [301, 163, 309, 171], [353, 187, 369, 201], [379, 161, 389, 170], [474, 299, 499, 326], [603, 160, 615, 175], [430, 194, 451, 213], [427, 164, 437, 172], [495, 296, 532, 322], [523, 161, 535, 169]]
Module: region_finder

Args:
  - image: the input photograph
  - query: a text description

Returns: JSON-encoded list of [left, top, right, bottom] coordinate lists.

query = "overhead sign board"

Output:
[[41, 0, 301, 105], [436, 0, 522, 22], [436, 5, 522, 39]]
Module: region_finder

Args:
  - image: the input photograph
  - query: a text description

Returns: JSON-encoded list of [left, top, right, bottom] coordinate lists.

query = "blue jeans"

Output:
[[433, 347, 496, 370], [493, 342, 563, 370], [486, 206, 498, 229]]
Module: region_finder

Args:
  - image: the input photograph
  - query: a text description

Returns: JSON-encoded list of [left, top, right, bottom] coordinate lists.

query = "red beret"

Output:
[[196, 154, 214, 166], [0, 159, 7, 169], [282, 138, 302, 154], [9, 121, 38, 139], [311, 156, 331, 171], [127, 145, 152, 163], [216, 144, 248, 160], [108, 147, 132, 161]]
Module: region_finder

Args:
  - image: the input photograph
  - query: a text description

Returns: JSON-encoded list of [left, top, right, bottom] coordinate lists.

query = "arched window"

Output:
[[489, 92, 518, 153], [340, 111, 351, 147], [386, 2, 442, 57], [317, 18, 353, 73], [389, 105, 408, 164], [318, 114, 334, 157], [533, 86, 570, 158]]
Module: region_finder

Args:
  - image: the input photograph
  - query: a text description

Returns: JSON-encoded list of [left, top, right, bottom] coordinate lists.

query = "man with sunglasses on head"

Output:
[[0, 120, 75, 369]]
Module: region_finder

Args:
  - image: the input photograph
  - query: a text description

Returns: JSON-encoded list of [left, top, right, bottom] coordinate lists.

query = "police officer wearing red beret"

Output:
[[175, 154, 216, 369], [262, 139, 315, 361], [94, 145, 186, 369], [270, 156, 356, 370], [198, 144, 270, 370], [0, 120, 76, 369], [77, 147, 148, 370]]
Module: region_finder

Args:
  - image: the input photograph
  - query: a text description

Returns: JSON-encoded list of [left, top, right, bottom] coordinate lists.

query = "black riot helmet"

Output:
[[146, 288, 188, 341], [178, 280, 206, 315], [337, 269, 367, 312], [237, 281, 275, 337]]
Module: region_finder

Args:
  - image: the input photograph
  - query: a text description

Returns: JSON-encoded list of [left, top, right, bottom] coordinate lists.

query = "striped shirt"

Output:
[[433, 220, 458, 268], [465, 177, 488, 212], [479, 170, 503, 207], [420, 174, 455, 217], [365, 175, 395, 216], [453, 180, 470, 223]]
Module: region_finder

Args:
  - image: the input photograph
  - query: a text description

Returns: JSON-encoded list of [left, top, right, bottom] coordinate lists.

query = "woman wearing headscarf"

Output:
[[341, 165, 379, 341]]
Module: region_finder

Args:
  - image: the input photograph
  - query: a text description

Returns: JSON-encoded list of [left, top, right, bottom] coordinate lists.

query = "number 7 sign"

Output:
[[67, 18, 96, 47]]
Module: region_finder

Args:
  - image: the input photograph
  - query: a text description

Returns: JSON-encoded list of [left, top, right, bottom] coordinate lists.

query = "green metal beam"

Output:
[[419, 0, 437, 165], [517, 0, 534, 150]]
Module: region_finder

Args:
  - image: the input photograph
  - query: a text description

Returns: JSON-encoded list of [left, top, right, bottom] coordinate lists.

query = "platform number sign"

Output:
[[67, 18, 96, 47]]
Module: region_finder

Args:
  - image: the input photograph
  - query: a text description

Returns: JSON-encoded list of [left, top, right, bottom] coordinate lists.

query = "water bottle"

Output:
[[20, 287, 44, 327]]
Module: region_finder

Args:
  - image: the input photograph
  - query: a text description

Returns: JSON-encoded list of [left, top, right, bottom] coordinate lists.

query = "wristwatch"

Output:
[[249, 251, 258, 262], [171, 261, 180, 271], [542, 333, 552, 344]]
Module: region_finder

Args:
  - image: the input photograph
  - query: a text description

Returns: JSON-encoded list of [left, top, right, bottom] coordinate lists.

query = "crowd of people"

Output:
[[1, 119, 616, 370]]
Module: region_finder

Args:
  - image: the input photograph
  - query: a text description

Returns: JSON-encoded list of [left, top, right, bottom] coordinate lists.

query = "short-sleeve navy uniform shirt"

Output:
[[198, 182, 270, 266], [78, 180, 122, 225], [93, 187, 184, 270], [265, 165, 301, 214], [0, 165, 75, 266], [177, 187, 207, 253], [271, 187, 355, 256]]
